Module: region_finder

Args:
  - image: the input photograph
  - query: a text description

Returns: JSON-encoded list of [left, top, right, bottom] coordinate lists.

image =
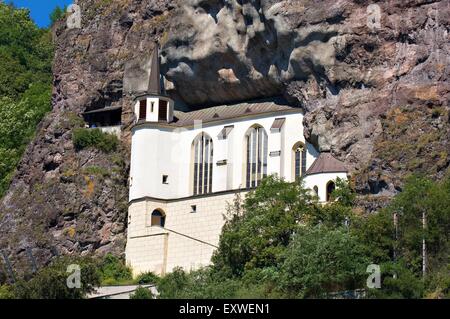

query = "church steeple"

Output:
[[133, 43, 174, 124], [147, 43, 162, 95]]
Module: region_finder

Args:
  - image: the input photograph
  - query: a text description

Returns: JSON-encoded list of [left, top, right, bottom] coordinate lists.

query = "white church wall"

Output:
[[214, 137, 228, 192], [129, 127, 184, 201], [268, 128, 281, 177], [129, 110, 316, 202]]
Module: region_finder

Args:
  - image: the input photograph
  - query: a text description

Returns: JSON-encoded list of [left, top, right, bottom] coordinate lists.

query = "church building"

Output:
[[125, 47, 348, 276]]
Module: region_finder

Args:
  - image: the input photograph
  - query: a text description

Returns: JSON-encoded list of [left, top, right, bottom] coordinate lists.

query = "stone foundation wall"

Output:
[[126, 191, 246, 276]]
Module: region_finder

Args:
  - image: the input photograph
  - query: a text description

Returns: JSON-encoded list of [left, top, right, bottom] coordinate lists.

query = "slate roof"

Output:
[[166, 99, 300, 127], [306, 152, 348, 175]]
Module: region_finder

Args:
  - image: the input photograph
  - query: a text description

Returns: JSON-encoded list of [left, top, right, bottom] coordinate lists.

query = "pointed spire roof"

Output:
[[306, 152, 348, 175], [147, 43, 161, 95]]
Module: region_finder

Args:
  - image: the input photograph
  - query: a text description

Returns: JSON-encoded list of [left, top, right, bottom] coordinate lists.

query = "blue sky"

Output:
[[7, 0, 74, 28]]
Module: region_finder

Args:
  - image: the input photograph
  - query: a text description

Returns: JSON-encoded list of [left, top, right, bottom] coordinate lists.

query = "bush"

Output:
[[157, 267, 190, 299], [0, 285, 14, 299], [12, 256, 100, 299], [130, 286, 154, 299], [157, 267, 242, 299], [72, 128, 118, 153], [98, 254, 133, 285], [135, 272, 159, 285]]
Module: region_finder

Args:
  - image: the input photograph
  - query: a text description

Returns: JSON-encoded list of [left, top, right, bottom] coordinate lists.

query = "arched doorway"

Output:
[[326, 181, 336, 202]]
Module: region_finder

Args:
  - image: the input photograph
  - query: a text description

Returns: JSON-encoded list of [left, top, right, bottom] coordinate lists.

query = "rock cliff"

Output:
[[0, 0, 449, 274]]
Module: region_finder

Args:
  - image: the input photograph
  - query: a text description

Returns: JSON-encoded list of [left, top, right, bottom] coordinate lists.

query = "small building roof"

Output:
[[306, 152, 348, 175]]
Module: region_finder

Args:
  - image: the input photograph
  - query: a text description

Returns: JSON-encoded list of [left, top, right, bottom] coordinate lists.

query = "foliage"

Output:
[[98, 253, 133, 285], [387, 175, 450, 273], [12, 256, 100, 299], [156, 175, 449, 299], [279, 226, 369, 298], [157, 267, 242, 299], [130, 286, 154, 299], [50, 6, 67, 26], [330, 177, 356, 206], [424, 264, 450, 299], [367, 261, 424, 299], [157, 267, 190, 299], [0, 285, 14, 299], [0, 3, 53, 197], [156, 177, 370, 299], [353, 174, 450, 298], [351, 209, 395, 264], [73, 128, 119, 153], [212, 176, 315, 277], [135, 272, 159, 285]]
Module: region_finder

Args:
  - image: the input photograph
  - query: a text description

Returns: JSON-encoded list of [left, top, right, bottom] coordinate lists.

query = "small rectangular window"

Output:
[[139, 100, 147, 120], [159, 100, 168, 121], [191, 205, 197, 213], [162, 175, 169, 184]]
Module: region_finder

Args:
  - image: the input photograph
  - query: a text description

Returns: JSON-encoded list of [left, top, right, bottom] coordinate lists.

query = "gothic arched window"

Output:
[[293, 142, 307, 181], [245, 125, 268, 188], [192, 133, 213, 195], [313, 185, 319, 197]]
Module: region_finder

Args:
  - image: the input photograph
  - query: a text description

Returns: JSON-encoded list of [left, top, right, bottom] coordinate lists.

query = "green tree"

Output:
[[157, 267, 190, 299], [50, 6, 67, 27], [388, 175, 450, 275], [331, 177, 356, 206], [12, 256, 100, 299], [353, 174, 450, 298], [212, 176, 316, 277], [279, 226, 369, 298], [368, 261, 424, 299], [0, 3, 53, 197]]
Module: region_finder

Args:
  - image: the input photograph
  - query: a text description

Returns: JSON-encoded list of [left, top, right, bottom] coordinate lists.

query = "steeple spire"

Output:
[[148, 43, 162, 95]]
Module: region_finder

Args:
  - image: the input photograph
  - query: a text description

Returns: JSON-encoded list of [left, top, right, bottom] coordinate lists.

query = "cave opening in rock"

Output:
[[82, 107, 122, 128]]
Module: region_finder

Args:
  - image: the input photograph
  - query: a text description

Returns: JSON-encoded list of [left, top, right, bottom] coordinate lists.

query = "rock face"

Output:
[[162, 0, 449, 195], [1, 0, 449, 274], [0, 0, 176, 275]]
